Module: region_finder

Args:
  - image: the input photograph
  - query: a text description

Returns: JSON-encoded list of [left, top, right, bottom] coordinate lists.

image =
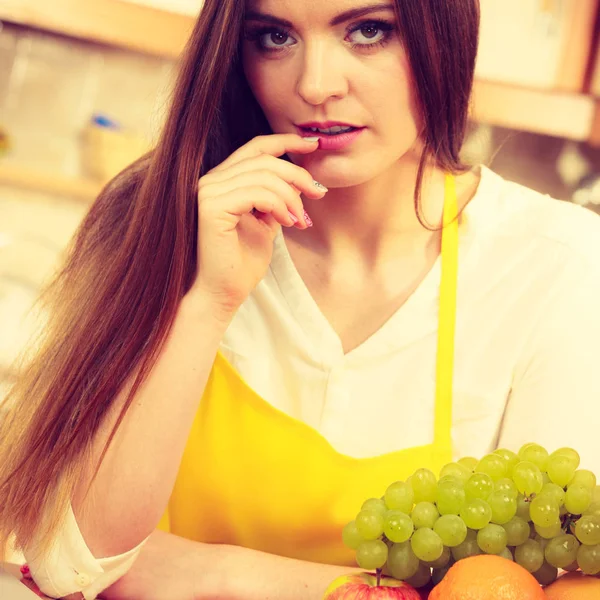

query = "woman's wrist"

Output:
[[180, 286, 237, 333]]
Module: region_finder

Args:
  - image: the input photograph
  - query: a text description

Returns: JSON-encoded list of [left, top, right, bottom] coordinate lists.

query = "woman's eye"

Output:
[[348, 23, 387, 45], [258, 30, 295, 50]]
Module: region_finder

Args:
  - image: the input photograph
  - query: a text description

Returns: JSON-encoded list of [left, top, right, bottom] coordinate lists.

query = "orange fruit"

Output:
[[544, 571, 600, 599], [428, 555, 546, 600]]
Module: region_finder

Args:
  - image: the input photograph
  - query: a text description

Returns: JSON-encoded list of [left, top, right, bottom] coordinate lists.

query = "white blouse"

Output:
[[16, 166, 600, 598]]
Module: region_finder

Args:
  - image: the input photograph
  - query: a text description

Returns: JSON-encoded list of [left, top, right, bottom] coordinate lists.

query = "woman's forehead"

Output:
[[244, 0, 397, 24]]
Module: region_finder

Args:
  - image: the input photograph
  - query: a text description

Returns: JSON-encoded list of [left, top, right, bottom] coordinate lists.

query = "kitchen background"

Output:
[[0, 0, 600, 401]]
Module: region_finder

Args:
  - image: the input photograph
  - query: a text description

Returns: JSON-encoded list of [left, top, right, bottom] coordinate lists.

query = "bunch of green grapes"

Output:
[[342, 444, 600, 589]]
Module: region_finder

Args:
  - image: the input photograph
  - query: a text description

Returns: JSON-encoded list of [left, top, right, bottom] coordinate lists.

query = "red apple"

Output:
[[323, 572, 421, 599]]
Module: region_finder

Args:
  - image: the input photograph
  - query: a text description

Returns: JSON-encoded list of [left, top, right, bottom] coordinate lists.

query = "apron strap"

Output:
[[433, 174, 459, 450]]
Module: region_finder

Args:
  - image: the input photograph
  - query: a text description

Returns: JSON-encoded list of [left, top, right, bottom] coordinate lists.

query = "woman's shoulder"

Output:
[[468, 165, 600, 271]]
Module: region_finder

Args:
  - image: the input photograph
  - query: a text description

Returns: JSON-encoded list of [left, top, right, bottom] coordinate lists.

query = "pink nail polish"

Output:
[[288, 211, 299, 224], [303, 210, 313, 227]]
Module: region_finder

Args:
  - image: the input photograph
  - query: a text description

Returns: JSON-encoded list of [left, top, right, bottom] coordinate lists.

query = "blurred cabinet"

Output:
[[0, 0, 194, 58], [477, 0, 598, 91]]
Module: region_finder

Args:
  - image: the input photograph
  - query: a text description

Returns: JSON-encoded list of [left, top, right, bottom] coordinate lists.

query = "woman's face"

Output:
[[242, 0, 422, 188]]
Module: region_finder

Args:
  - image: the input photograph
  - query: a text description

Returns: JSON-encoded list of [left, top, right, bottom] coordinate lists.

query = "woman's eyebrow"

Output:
[[244, 4, 396, 28]]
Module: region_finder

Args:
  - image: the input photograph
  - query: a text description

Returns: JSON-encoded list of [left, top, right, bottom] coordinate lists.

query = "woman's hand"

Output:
[[190, 134, 326, 316]]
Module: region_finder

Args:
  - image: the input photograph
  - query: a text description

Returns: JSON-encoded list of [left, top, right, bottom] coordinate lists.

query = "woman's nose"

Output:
[[296, 39, 349, 105]]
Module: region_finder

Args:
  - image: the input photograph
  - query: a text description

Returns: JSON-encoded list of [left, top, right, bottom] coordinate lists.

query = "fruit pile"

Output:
[[342, 444, 600, 589]]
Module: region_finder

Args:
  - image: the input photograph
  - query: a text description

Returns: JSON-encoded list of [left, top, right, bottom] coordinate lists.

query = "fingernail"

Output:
[[288, 211, 299, 224], [313, 180, 328, 192], [304, 137, 320, 142], [303, 210, 313, 228]]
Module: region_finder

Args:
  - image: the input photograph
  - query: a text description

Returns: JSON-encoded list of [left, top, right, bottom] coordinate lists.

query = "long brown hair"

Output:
[[0, 0, 479, 560]]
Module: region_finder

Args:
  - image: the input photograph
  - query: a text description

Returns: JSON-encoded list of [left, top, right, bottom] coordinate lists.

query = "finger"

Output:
[[212, 134, 319, 173], [202, 171, 305, 223], [208, 186, 298, 228], [244, 210, 281, 238], [202, 153, 327, 200]]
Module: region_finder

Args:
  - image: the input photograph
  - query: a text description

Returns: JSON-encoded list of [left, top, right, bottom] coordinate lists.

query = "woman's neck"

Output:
[[286, 157, 449, 267]]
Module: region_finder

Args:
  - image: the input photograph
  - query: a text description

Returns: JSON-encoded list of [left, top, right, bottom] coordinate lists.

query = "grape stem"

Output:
[[376, 568, 382, 586], [561, 512, 581, 534]]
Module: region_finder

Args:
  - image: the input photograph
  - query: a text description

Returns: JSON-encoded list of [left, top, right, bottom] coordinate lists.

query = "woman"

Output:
[[1, 0, 600, 598]]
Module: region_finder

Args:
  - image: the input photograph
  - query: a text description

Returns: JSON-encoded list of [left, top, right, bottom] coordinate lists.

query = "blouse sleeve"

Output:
[[22, 504, 148, 600], [497, 264, 600, 474]]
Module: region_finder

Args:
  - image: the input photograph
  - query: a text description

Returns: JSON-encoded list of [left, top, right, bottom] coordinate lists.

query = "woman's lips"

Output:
[[296, 126, 366, 151]]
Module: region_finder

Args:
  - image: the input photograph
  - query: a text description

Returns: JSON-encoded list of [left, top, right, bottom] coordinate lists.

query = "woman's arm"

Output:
[[100, 529, 361, 600], [72, 292, 233, 558]]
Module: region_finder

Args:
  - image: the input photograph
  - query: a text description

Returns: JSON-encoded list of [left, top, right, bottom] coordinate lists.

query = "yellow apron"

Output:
[[158, 175, 459, 566]]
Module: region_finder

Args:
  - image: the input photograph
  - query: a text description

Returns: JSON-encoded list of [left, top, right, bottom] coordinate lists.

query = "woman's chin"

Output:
[[291, 156, 378, 189]]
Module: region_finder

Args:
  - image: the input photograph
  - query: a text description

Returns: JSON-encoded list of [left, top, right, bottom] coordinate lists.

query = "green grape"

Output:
[[542, 472, 551, 485], [494, 478, 518, 499], [540, 483, 566, 507], [514, 539, 544, 573], [411, 468, 438, 503], [534, 533, 549, 552], [384, 510, 414, 544], [464, 473, 494, 501], [342, 521, 363, 549], [565, 484, 592, 515], [499, 546, 514, 561], [356, 539, 388, 570], [502, 516, 531, 546], [361, 498, 387, 515], [547, 455, 577, 488], [518, 443, 549, 472], [477, 523, 508, 554], [517, 442, 537, 455], [512, 461, 544, 496], [577, 544, 600, 575], [533, 562, 558, 586], [530, 495, 560, 527], [488, 491, 517, 525], [593, 485, 600, 504], [460, 499, 493, 530], [436, 481, 466, 516], [516, 494, 531, 520], [439, 462, 472, 484], [568, 469, 597, 490], [433, 514, 467, 547], [355, 510, 385, 540], [424, 545, 452, 569], [534, 520, 563, 539], [451, 529, 482, 561], [475, 454, 508, 481], [563, 560, 580, 572], [575, 515, 600, 545], [584, 502, 600, 516], [458, 456, 478, 471], [411, 502, 439, 529], [405, 562, 432, 589], [411, 528, 444, 562], [493, 448, 520, 474], [432, 565, 452, 586], [544, 534, 580, 568], [550, 447, 580, 470], [385, 481, 414, 513], [387, 541, 420, 580], [438, 475, 463, 488]]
